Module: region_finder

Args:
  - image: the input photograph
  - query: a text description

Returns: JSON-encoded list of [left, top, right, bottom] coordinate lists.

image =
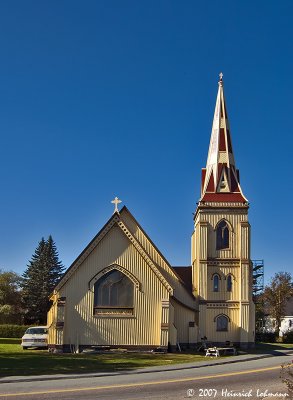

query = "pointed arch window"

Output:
[[213, 274, 220, 292], [216, 315, 229, 331], [227, 275, 233, 292], [216, 220, 229, 250], [94, 270, 134, 315]]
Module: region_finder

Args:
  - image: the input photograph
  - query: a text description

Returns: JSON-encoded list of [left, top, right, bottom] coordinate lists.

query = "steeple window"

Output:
[[216, 220, 229, 250], [213, 274, 220, 292], [227, 275, 233, 292]]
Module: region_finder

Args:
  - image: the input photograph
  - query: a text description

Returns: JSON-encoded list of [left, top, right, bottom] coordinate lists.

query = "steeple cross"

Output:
[[219, 72, 223, 81], [111, 196, 122, 213]]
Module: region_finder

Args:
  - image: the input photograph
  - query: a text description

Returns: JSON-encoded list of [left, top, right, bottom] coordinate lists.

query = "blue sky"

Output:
[[0, 1, 292, 284]]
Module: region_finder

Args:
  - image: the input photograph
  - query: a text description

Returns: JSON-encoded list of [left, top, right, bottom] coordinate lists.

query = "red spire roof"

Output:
[[200, 74, 248, 203]]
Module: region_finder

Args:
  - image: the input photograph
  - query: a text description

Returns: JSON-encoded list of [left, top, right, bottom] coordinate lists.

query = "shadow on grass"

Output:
[[0, 338, 21, 345], [0, 351, 207, 377], [247, 342, 293, 355]]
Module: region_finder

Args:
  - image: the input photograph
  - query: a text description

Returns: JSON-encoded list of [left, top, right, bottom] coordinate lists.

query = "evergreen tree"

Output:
[[21, 236, 64, 324]]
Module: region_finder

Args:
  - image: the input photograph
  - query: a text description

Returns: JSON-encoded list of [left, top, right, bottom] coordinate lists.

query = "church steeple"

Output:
[[192, 74, 255, 349], [200, 73, 247, 203]]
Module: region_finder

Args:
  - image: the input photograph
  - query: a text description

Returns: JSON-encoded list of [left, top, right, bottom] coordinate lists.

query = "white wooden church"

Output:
[[47, 75, 255, 351]]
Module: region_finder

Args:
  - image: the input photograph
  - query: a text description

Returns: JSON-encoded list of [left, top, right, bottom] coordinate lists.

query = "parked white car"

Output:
[[21, 326, 48, 350]]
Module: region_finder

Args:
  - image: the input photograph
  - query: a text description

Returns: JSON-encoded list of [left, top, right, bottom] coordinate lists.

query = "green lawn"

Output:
[[0, 339, 292, 377], [0, 338, 208, 377]]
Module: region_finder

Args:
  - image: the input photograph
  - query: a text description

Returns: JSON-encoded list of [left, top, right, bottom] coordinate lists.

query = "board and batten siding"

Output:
[[168, 302, 177, 346], [51, 225, 170, 347], [170, 298, 196, 343], [207, 266, 240, 301], [192, 204, 254, 347], [205, 307, 240, 343], [194, 210, 248, 260], [47, 302, 56, 344]]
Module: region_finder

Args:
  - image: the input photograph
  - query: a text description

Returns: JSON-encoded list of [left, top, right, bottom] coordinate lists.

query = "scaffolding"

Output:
[[252, 259, 264, 300]]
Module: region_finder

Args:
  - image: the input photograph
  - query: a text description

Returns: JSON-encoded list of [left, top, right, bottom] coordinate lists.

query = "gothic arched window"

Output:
[[213, 274, 220, 292], [94, 270, 134, 315], [227, 275, 233, 292], [216, 315, 229, 331], [216, 220, 229, 250]]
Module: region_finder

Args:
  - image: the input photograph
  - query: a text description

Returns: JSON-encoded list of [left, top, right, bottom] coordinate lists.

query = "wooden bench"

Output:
[[205, 347, 219, 357]]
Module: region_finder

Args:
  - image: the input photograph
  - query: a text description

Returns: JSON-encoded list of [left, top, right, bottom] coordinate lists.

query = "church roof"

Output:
[[200, 74, 248, 204]]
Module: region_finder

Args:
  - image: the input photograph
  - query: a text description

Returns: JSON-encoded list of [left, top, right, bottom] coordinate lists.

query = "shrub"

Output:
[[0, 324, 30, 338], [282, 331, 293, 344], [255, 331, 278, 343]]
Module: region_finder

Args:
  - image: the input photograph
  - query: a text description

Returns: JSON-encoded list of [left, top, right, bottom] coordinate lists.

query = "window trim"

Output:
[[216, 220, 231, 250], [215, 314, 230, 332], [212, 274, 220, 292], [93, 306, 134, 316], [93, 268, 135, 316], [89, 264, 141, 291], [227, 275, 233, 292]]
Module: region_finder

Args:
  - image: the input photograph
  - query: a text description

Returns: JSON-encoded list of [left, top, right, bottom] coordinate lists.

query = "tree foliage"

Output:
[[262, 272, 293, 331], [0, 270, 23, 324], [21, 236, 64, 325]]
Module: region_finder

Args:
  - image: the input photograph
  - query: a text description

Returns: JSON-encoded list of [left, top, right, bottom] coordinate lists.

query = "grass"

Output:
[[0, 339, 292, 377], [0, 339, 207, 377]]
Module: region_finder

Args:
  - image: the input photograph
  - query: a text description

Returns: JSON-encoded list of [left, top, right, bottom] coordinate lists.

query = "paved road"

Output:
[[0, 352, 292, 399]]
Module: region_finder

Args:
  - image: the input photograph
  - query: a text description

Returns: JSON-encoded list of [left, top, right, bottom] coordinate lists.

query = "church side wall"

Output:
[[53, 226, 170, 348], [170, 298, 197, 344], [168, 303, 177, 346], [47, 302, 56, 344]]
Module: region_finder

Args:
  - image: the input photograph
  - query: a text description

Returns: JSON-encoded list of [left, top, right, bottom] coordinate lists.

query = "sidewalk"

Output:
[[1, 349, 292, 385]]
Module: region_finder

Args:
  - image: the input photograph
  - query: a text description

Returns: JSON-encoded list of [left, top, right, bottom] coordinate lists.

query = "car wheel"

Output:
[[22, 347, 28, 350]]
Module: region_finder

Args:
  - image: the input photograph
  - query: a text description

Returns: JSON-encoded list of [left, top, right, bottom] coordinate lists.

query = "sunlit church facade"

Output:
[[47, 75, 255, 351]]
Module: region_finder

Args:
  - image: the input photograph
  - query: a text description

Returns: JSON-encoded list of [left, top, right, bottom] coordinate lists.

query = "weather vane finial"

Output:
[[111, 196, 122, 213], [219, 72, 223, 86]]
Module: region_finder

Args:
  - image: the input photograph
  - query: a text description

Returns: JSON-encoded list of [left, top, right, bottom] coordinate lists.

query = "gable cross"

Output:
[[111, 197, 122, 213]]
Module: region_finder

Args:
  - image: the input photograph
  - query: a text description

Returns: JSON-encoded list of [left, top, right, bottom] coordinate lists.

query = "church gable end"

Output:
[[55, 211, 173, 295], [48, 209, 194, 351]]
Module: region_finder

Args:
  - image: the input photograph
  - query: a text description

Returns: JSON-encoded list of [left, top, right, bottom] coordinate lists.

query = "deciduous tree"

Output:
[[262, 272, 293, 331], [0, 270, 23, 323]]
